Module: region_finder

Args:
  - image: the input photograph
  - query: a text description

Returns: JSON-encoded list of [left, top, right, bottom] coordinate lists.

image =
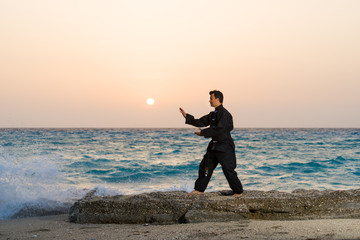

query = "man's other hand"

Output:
[[194, 128, 204, 136]]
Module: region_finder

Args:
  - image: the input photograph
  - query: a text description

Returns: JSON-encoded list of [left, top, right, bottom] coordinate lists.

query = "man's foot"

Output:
[[188, 190, 203, 195], [233, 193, 243, 197]]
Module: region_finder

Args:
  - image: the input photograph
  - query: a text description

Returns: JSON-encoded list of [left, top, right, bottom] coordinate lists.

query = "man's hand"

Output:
[[179, 107, 187, 118], [194, 128, 204, 136]]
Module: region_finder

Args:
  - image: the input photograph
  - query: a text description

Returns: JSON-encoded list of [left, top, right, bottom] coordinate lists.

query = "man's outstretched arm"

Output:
[[179, 107, 210, 128]]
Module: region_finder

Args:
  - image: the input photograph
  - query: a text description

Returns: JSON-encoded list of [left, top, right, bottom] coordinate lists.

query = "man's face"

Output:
[[209, 94, 219, 107]]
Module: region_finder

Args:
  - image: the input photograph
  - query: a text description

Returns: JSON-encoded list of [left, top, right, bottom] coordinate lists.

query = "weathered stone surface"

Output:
[[243, 189, 360, 220], [69, 191, 248, 224], [69, 189, 360, 224], [11, 199, 72, 219]]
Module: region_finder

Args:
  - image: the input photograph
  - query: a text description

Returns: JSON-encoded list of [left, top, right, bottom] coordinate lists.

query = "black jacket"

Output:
[[185, 105, 235, 152]]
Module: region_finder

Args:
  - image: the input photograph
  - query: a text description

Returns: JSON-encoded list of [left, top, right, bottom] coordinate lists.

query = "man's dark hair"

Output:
[[209, 90, 224, 103]]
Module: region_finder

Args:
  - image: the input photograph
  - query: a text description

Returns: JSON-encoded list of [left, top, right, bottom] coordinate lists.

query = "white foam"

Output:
[[0, 148, 88, 219], [92, 185, 124, 197]]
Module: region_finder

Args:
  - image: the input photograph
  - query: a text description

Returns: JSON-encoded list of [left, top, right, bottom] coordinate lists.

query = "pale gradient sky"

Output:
[[1, 0, 359, 128]]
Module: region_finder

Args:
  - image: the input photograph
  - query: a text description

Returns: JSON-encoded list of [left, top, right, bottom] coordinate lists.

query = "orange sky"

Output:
[[1, 0, 359, 128]]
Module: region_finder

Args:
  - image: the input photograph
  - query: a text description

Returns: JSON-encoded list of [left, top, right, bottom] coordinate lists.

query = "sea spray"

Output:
[[0, 147, 85, 219]]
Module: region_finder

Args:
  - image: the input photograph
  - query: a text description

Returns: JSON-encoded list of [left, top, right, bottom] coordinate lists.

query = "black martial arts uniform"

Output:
[[185, 104, 243, 194]]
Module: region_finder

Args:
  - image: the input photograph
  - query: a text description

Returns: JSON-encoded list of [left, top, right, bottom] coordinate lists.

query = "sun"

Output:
[[146, 98, 155, 105]]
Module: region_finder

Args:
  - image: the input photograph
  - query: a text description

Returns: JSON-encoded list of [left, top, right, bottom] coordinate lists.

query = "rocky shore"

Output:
[[69, 189, 360, 224]]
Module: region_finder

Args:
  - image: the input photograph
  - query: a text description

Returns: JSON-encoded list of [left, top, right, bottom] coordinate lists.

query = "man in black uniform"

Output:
[[179, 90, 243, 197]]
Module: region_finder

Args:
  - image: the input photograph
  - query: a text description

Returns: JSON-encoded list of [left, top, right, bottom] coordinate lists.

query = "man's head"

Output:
[[209, 90, 223, 107]]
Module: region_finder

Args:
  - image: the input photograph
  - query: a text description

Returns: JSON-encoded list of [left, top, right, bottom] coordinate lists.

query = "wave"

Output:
[[254, 156, 353, 176], [1, 185, 125, 219], [0, 150, 125, 219], [0, 151, 87, 219], [86, 169, 113, 175]]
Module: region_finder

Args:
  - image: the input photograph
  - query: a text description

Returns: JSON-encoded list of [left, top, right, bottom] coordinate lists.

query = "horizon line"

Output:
[[1, 127, 359, 130]]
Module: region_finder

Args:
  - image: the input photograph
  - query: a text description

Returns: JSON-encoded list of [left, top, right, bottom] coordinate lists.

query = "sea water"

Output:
[[0, 128, 359, 219]]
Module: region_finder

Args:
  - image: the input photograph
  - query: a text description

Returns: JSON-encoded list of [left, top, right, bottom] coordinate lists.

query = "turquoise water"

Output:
[[0, 128, 359, 219]]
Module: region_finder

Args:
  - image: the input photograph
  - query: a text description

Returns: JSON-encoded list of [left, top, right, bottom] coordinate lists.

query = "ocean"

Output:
[[0, 128, 359, 220]]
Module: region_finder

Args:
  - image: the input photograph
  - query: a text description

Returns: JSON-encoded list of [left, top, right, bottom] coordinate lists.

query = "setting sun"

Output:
[[146, 98, 155, 106]]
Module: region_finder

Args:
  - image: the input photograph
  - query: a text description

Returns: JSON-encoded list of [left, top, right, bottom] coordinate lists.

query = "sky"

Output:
[[1, 0, 359, 128]]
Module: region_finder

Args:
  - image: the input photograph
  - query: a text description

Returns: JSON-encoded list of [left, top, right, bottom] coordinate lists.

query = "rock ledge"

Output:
[[69, 189, 360, 224]]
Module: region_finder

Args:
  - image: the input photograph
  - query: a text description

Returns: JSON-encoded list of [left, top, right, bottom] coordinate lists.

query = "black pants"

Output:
[[194, 148, 243, 194]]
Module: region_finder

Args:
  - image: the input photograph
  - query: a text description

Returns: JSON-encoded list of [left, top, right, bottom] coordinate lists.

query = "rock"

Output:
[[243, 189, 360, 220], [183, 194, 248, 223], [11, 199, 72, 219], [69, 191, 248, 224], [69, 189, 360, 224], [69, 191, 191, 224]]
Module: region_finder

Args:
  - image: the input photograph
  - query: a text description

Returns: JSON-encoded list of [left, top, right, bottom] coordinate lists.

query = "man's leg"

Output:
[[217, 150, 243, 195], [193, 151, 218, 193]]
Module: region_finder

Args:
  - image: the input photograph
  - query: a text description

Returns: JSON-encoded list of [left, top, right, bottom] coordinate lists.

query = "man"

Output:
[[179, 90, 243, 197]]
